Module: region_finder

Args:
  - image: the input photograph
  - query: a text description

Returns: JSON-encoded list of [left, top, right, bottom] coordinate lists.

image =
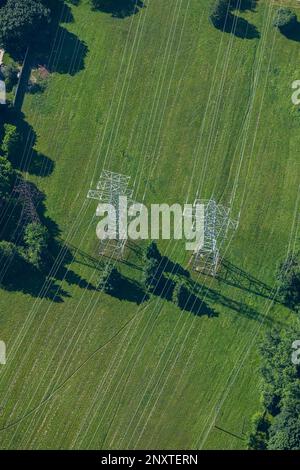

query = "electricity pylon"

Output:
[[87, 170, 133, 257], [186, 199, 239, 276], [13, 178, 41, 224]]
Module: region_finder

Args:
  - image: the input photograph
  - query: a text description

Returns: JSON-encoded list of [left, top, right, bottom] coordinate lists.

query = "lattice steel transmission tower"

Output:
[[13, 178, 41, 225], [186, 199, 239, 276], [87, 170, 133, 257]]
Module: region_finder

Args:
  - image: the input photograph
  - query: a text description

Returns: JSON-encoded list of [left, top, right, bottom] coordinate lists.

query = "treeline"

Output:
[[99, 241, 216, 317], [210, 0, 298, 38], [0, 0, 51, 55], [0, 0, 143, 62], [100, 241, 193, 305], [248, 322, 300, 449], [0, 122, 50, 285], [0, 1, 60, 288], [246, 252, 300, 449]]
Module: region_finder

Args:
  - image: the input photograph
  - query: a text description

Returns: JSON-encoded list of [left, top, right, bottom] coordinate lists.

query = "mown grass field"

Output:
[[0, 0, 299, 449]]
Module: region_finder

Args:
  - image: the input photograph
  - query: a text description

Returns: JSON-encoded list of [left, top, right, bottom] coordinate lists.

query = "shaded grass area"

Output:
[[91, 0, 145, 18], [0, 0, 298, 450]]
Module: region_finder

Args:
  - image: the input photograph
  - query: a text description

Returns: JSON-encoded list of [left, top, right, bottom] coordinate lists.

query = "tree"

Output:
[[0, 240, 15, 265], [251, 323, 300, 449], [0, 155, 15, 199], [273, 8, 297, 33], [142, 242, 163, 292], [259, 327, 300, 415], [276, 253, 300, 311], [144, 241, 162, 262], [99, 266, 122, 294], [210, 0, 230, 29], [172, 280, 189, 308], [0, 0, 50, 52], [0, 240, 24, 281], [1, 62, 18, 92], [1, 124, 20, 159], [268, 383, 300, 450], [23, 222, 49, 269], [247, 412, 270, 450], [142, 257, 161, 293]]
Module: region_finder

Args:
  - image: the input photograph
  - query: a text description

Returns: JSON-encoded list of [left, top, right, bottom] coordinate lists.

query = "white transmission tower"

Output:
[[87, 170, 133, 257], [186, 199, 239, 276]]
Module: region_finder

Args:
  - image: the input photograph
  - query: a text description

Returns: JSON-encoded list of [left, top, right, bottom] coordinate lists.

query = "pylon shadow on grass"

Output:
[[216, 258, 278, 303], [191, 282, 285, 329]]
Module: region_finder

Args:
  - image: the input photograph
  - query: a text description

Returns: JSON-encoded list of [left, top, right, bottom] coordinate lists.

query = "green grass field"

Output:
[[0, 0, 299, 449]]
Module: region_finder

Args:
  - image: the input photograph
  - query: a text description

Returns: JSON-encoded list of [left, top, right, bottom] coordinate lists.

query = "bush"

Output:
[[273, 8, 297, 33], [268, 383, 300, 450], [1, 124, 20, 159], [247, 412, 271, 450], [106, 267, 122, 293], [144, 241, 162, 262], [1, 63, 19, 92], [142, 242, 164, 292], [172, 281, 189, 308], [27, 72, 48, 94], [142, 257, 161, 292], [0, 155, 15, 199], [276, 253, 300, 311], [23, 222, 49, 269]]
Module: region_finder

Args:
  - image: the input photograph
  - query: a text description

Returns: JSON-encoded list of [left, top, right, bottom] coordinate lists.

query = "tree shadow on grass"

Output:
[[153, 252, 280, 323], [233, 0, 258, 13], [219, 13, 260, 39], [151, 275, 176, 302], [105, 274, 148, 304], [91, 0, 145, 18], [0, 179, 97, 302], [38, 1, 88, 76], [7, 0, 88, 111], [44, 27, 88, 76], [160, 255, 190, 279], [0, 260, 71, 303], [178, 289, 218, 317], [35, 9, 88, 77], [2, 108, 55, 177], [27, 151, 55, 177], [279, 22, 300, 42], [211, 0, 259, 40]]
